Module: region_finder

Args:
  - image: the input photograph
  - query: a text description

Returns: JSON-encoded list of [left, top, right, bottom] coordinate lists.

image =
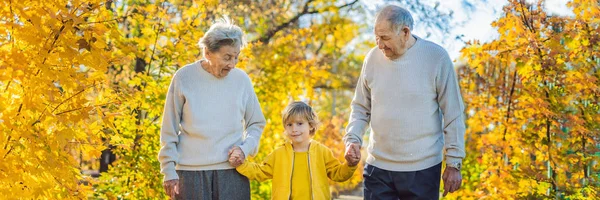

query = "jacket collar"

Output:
[[283, 139, 317, 153]]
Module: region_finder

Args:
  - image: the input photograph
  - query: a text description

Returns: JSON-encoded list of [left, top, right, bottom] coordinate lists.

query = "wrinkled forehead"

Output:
[[374, 20, 394, 35], [216, 44, 241, 55]]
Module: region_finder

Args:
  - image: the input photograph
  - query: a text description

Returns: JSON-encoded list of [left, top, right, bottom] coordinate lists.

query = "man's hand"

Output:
[[442, 166, 462, 196], [163, 179, 179, 199], [344, 143, 361, 167], [228, 146, 245, 167]]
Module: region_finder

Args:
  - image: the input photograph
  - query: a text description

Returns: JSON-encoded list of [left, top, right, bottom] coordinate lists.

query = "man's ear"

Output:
[[402, 26, 411, 38]]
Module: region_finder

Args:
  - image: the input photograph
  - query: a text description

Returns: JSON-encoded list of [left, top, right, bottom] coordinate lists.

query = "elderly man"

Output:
[[343, 5, 466, 199], [158, 17, 266, 200]]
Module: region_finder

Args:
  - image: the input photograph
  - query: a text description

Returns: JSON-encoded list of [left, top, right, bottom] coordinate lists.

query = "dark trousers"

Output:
[[363, 163, 442, 200], [175, 169, 250, 200]]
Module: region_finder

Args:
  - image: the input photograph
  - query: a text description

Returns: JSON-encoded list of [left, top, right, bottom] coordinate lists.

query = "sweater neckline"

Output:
[[390, 35, 421, 63], [196, 60, 223, 80]]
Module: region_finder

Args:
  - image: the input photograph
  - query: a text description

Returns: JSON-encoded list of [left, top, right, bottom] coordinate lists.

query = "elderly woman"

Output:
[[158, 18, 266, 200]]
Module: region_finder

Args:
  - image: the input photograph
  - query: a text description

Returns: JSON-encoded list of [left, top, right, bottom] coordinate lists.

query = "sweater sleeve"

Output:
[[343, 55, 372, 147], [236, 151, 275, 182], [436, 55, 466, 164], [239, 81, 266, 157], [324, 147, 358, 182], [158, 74, 185, 182]]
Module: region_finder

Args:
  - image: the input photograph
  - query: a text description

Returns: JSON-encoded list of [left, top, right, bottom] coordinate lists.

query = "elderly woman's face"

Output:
[[205, 45, 240, 78]]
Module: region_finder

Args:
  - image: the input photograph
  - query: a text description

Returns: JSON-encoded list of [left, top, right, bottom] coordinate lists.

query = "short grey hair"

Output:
[[198, 17, 247, 54], [375, 5, 414, 34]]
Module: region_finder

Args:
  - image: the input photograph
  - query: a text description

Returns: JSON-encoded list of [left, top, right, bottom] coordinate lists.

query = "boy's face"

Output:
[[284, 116, 312, 146]]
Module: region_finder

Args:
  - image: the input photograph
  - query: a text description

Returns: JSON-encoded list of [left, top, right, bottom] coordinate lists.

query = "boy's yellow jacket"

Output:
[[236, 140, 358, 200]]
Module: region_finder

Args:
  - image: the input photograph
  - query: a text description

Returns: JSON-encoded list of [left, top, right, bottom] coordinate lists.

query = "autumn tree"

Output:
[[0, 0, 119, 198], [1, 0, 470, 199], [453, 0, 600, 199]]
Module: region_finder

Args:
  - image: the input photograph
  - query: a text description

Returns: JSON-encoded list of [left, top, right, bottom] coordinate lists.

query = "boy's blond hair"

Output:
[[282, 101, 320, 136]]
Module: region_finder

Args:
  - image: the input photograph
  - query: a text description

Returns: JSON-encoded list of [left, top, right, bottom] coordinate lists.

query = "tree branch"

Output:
[[3, 146, 13, 159], [9, 0, 14, 47], [313, 83, 356, 90], [502, 70, 517, 141], [36, 18, 69, 76], [2, 136, 18, 159], [32, 84, 95, 126], [4, 80, 11, 92], [147, 4, 165, 76], [253, 0, 359, 44], [54, 101, 118, 116], [81, 15, 128, 25], [3, 135, 11, 151], [517, 0, 537, 34], [254, 0, 315, 44]]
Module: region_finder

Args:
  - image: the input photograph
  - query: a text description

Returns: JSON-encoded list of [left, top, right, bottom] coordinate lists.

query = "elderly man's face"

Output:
[[374, 20, 410, 60], [205, 45, 240, 78]]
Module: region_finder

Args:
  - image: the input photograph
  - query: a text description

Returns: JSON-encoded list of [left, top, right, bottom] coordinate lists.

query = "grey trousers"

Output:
[[175, 169, 250, 200]]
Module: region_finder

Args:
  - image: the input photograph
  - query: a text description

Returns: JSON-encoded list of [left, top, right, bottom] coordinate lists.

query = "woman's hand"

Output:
[[163, 179, 179, 199], [228, 146, 245, 167]]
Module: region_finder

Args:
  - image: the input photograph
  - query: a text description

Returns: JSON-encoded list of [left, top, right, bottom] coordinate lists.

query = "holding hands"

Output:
[[228, 146, 245, 167], [163, 179, 179, 199], [344, 143, 361, 167]]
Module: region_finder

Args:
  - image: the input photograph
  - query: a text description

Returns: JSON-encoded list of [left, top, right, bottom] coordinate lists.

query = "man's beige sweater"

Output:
[[344, 35, 466, 171]]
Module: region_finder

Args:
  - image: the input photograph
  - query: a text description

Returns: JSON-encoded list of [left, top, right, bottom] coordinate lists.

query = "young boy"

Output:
[[228, 101, 360, 200]]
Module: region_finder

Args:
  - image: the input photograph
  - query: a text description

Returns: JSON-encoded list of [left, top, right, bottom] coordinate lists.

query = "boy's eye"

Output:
[[297, 123, 303, 125]]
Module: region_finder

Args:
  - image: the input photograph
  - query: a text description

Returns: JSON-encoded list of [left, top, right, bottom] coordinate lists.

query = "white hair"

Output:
[[198, 16, 247, 54], [375, 5, 414, 34]]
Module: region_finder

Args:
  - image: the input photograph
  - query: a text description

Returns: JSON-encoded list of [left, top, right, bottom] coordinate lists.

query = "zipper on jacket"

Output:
[[307, 152, 314, 200], [288, 152, 294, 200]]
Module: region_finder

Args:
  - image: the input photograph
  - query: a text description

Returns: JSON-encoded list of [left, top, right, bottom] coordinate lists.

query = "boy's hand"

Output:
[[228, 146, 245, 167], [344, 143, 361, 167]]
